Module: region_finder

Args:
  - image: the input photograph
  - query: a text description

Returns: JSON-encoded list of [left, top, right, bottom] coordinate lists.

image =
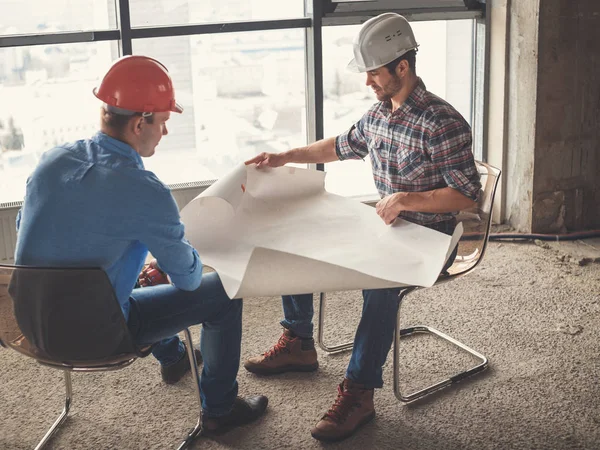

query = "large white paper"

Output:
[[180, 164, 462, 299]]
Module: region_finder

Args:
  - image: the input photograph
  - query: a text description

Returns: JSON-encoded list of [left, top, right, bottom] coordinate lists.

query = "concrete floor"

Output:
[[1, 240, 599, 450]]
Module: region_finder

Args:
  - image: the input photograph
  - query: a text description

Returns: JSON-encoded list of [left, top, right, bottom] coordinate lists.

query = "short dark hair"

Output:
[[384, 49, 417, 75], [100, 107, 154, 132]]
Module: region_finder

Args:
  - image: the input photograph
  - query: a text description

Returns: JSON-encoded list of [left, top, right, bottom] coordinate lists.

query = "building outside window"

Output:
[[0, 0, 478, 204]]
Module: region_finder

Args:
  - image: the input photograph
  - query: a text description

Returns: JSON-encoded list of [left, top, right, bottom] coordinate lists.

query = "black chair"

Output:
[[316, 161, 501, 402], [0, 265, 202, 449]]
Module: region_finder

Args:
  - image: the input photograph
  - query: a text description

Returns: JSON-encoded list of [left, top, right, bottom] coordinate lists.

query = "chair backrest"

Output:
[[445, 161, 501, 278], [0, 265, 144, 369]]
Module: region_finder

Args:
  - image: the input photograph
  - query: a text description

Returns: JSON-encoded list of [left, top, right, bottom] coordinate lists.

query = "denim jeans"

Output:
[[281, 220, 458, 389], [127, 272, 241, 417], [280, 294, 314, 338]]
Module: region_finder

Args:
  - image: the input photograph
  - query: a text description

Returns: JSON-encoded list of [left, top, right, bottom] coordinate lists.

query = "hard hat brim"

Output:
[[346, 45, 420, 74], [94, 86, 184, 114], [172, 101, 184, 114], [346, 58, 385, 73], [346, 58, 362, 73]]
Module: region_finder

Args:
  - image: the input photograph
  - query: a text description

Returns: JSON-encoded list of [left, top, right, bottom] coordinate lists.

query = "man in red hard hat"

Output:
[[15, 55, 268, 435], [92, 55, 183, 158]]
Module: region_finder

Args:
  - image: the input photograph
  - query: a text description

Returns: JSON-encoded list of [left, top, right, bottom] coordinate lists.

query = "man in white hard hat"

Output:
[[245, 13, 481, 442]]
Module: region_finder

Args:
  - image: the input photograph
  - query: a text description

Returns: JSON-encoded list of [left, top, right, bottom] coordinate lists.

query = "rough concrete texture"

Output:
[[545, 237, 600, 266], [1, 240, 599, 450], [532, 191, 566, 233], [505, 0, 539, 232], [533, 0, 600, 232], [501, 0, 600, 233]]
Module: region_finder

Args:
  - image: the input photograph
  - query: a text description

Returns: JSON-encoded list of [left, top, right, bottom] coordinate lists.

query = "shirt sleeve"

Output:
[[428, 116, 481, 202], [335, 112, 370, 161], [136, 186, 203, 291]]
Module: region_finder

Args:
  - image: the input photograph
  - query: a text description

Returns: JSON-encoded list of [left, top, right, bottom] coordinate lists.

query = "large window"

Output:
[[323, 20, 475, 198], [134, 30, 306, 185], [130, 0, 304, 27], [0, 1, 483, 205], [0, 0, 117, 34], [0, 42, 117, 204]]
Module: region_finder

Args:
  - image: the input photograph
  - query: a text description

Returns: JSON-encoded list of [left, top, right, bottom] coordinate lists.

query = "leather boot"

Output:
[[244, 328, 318, 375], [202, 396, 269, 436], [160, 342, 202, 385], [311, 378, 375, 442]]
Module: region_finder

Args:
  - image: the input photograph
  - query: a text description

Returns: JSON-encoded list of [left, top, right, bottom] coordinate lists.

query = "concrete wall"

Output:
[[533, 0, 600, 232], [500, 0, 600, 232], [504, 0, 540, 231]]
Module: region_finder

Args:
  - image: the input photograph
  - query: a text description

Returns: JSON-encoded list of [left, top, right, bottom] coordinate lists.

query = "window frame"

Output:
[[0, 0, 487, 206]]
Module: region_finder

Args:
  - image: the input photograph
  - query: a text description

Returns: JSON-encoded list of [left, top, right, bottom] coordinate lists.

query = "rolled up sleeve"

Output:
[[428, 117, 481, 202], [335, 114, 370, 161]]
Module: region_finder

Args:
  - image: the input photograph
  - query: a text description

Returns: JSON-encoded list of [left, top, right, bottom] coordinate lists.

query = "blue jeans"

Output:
[[281, 291, 401, 389], [127, 272, 241, 417], [281, 220, 458, 389]]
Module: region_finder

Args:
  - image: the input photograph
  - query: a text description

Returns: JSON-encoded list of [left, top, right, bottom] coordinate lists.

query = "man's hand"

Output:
[[138, 259, 170, 287], [375, 193, 405, 225], [245, 152, 287, 168]]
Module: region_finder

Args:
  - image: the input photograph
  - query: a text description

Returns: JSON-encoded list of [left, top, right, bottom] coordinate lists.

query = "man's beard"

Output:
[[374, 74, 403, 102]]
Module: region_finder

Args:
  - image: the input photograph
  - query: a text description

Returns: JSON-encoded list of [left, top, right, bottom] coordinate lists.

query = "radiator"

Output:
[[0, 182, 211, 264], [0, 204, 19, 263]]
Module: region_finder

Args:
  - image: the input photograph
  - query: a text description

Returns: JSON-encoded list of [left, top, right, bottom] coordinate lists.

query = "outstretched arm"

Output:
[[245, 137, 338, 168]]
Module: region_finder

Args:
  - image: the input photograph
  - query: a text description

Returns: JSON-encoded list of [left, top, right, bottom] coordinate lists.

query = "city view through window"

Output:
[[0, 0, 474, 204]]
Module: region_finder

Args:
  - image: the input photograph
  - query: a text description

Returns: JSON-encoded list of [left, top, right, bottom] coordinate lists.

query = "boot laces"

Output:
[[323, 383, 359, 423], [263, 333, 293, 359]]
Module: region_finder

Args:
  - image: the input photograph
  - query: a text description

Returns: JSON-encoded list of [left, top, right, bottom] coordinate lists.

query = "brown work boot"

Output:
[[311, 378, 375, 442], [244, 328, 318, 375]]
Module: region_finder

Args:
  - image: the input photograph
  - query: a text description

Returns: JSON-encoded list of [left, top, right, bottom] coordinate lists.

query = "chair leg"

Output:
[[35, 370, 72, 450], [316, 292, 353, 353], [393, 290, 488, 403], [177, 328, 203, 450], [317, 289, 488, 403]]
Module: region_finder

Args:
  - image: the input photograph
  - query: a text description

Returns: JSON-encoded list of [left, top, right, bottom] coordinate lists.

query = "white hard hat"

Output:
[[347, 13, 419, 73]]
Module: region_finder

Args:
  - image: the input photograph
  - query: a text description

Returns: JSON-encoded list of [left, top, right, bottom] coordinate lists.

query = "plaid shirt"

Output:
[[335, 79, 481, 226]]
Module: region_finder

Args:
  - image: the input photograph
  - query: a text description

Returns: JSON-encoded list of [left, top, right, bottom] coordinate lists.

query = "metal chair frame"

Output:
[[316, 161, 500, 403], [30, 330, 202, 450], [0, 265, 203, 449]]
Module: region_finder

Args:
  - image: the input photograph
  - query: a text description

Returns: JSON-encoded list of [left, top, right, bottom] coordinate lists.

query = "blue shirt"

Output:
[[14, 131, 203, 319]]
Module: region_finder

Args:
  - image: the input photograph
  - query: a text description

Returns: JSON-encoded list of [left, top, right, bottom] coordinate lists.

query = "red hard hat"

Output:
[[93, 55, 183, 114]]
